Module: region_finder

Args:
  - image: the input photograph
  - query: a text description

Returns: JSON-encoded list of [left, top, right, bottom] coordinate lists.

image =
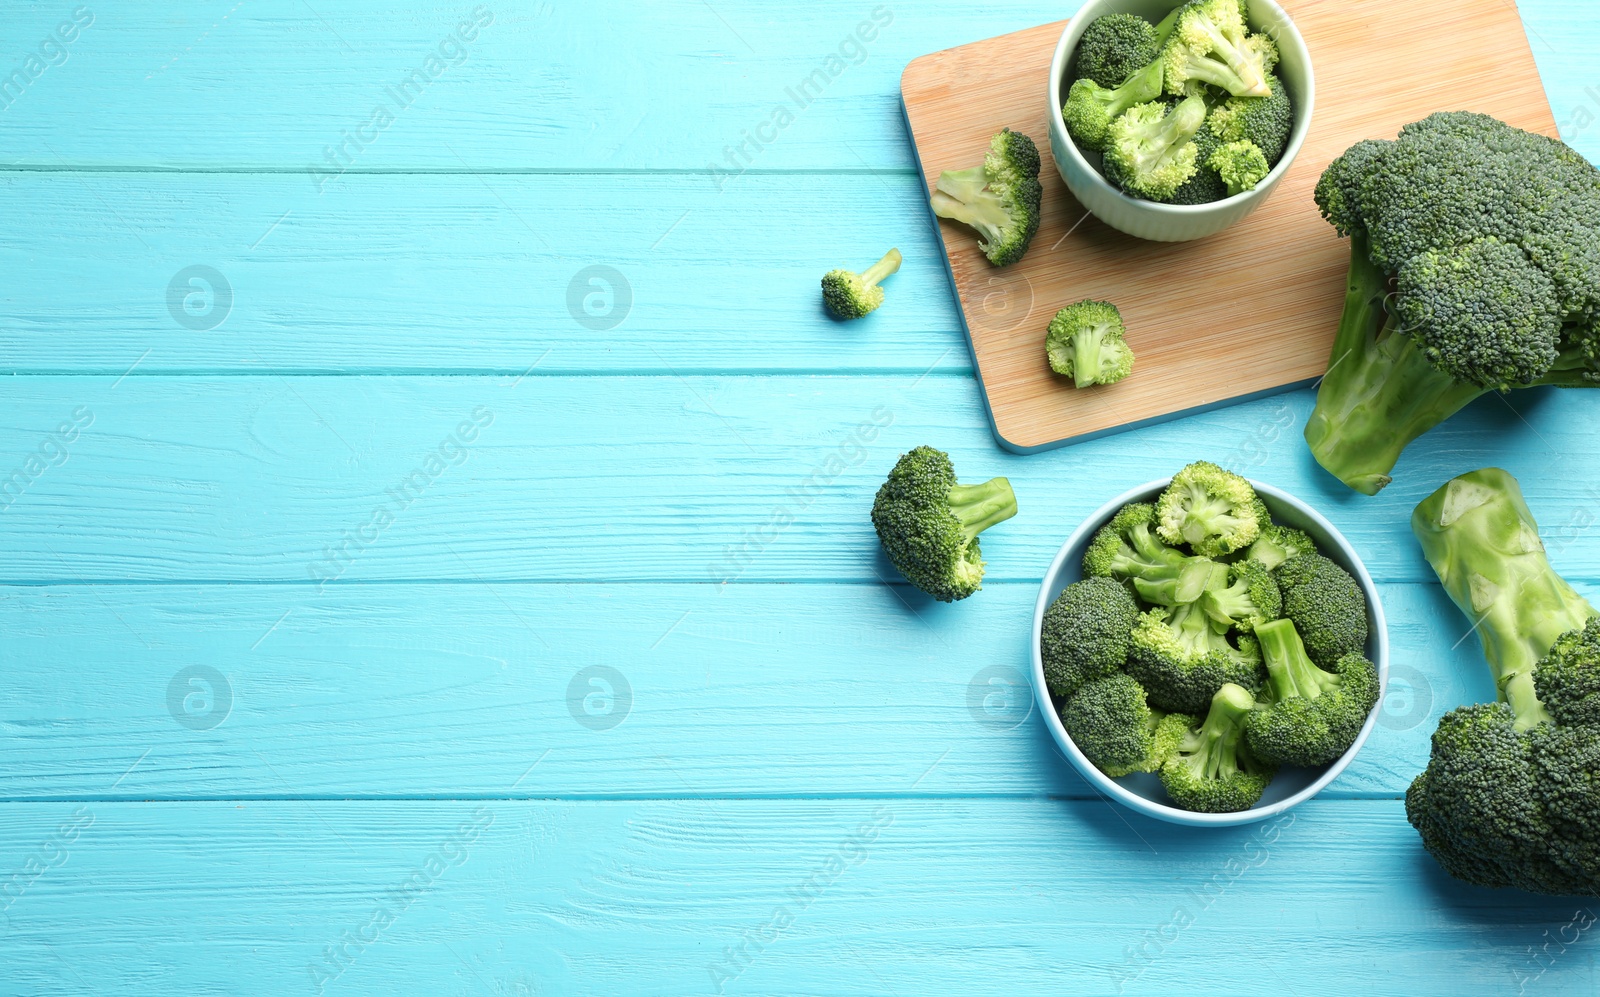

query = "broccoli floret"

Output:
[[930, 128, 1043, 267], [1246, 524, 1316, 571], [1208, 140, 1270, 195], [1161, 118, 1229, 205], [1126, 603, 1264, 714], [1101, 94, 1207, 201], [1133, 558, 1226, 609], [1045, 300, 1136, 388], [871, 446, 1017, 602], [1154, 460, 1262, 557], [1040, 577, 1140, 697], [1303, 113, 1600, 494], [1160, 683, 1276, 812], [1081, 501, 1188, 580], [1406, 468, 1600, 894], [1062, 59, 1166, 151], [1208, 73, 1293, 164], [1274, 552, 1368, 668], [1244, 618, 1379, 766], [1162, 0, 1276, 98], [820, 248, 902, 320], [1075, 12, 1161, 88], [1201, 558, 1282, 633], [1062, 673, 1192, 777]]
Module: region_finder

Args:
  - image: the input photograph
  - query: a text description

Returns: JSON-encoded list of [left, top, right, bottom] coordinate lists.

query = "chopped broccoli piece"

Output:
[[1154, 460, 1262, 557], [1132, 558, 1226, 609], [1126, 603, 1264, 714], [1209, 73, 1294, 164], [1201, 558, 1282, 633], [821, 248, 902, 320], [1062, 673, 1192, 777], [1102, 94, 1207, 201], [1245, 618, 1380, 766], [1045, 300, 1136, 388], [1062, 59, 1166, 151], [1161, 118, 1229, 205], [1160, 683, 1276, 812], [1246, 524, 1316, 571], [1162, 0, 1276, 98], [1075, 12, 1160, 88], [871, 446, 1017, 602], [1536, 618, 1600, 727], [1081, 502, 1189, 580], [930, 128, 1043, 268], [1040, 577, 1140, 698], [1275, 552, 1368, 668], [1208, 139, 1271, 195]]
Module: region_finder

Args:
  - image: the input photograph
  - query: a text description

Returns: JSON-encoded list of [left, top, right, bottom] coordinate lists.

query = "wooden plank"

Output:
[[0, 799, 1590, 995], [901, 0, 1560, 451]]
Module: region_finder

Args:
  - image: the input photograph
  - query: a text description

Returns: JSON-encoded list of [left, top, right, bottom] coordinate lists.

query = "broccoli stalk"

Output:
[[1160, 683, 1276, 813], [821, 248, 902, 320], [872, 446, 1018, 602]]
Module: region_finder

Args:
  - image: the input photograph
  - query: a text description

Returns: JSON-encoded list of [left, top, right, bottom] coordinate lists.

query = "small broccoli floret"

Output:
[[1208, 140, 1270, 195], [1209, 73, 1293, 164], [1101, 94, 1207, 201], [1161, 118, 1228, 205], [1246, 524, 1316, 571], [821, 248, 902, 320], [1244, 619, 1379, 766], [1162, 0, 1276, 98], [1126, 604, 1264, 714], [1081, 502, 1188, 580], [871, 446, 1017, 602], [930, 129, 1043, 267], [1154, 460, 1261, 557], [1062, 59, 1166, 151], [1075, 12, 1160, 88], [1040, 577, 1140, 698], [1201, 558, 1281, 633], [1062, 673, 1192, 777], [1274, 552, 1368, 668], [1535, 618, 1600, 727], [1160, 683, 1276, 812], [1045, 300, 1136, 388]]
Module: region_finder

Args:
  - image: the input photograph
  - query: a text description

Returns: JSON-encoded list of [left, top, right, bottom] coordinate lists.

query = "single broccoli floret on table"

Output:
[[1303, 112, 1600, 494], [1039, 577, 1140, 697], [1209, 73, 1293, 164], [1162, 0, 1276, 98], [1208, 139, 1271, 195], [930, 128, 1043, 267], [1062, 59, 1166, 151], [1045, 300, 1136, 388], [1081, 502, 1187, 580], [1201, 558, 1281, 633], [1275, 552, 1368, 668], [1161, 683, 1277, 812], [871, 446, 1017, 602], [1244, 618, 1379, 767], [1155, 460, 1262, 557], [820, 248, 901, 320], [1076, 12, 1160, 88], [1062, 673, 1193, 778], [1406, 468, 1600, 894], [1126, 603, 1264, 714], [1246, 523, 1317, 571], [1102, 94, 1207, 202]]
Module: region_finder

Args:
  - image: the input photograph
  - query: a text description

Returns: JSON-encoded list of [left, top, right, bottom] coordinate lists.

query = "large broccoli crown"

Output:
[[1040, 577, 1140, 697], [870, 446, 1017, 602], [1160, 683, 1276, 813], [1244, 619, 1378, 767], [1102, 96, 1205, 201], [1274, 552, 1368, 667], [930, 129, 1043, 267], [1162, 0, 1275, 98], [1061, 673, 1189, 778], [1154, 460, 1262, 557], [1045, 300, 1135, 388], [1076, 12, 1160, 88], [1535, 617, 1600, 726], [820, 249, 902, 321], [1126, 603, 1264, 714], [1208, 73, 1293, 163], [1200, 557, 1281, 633]]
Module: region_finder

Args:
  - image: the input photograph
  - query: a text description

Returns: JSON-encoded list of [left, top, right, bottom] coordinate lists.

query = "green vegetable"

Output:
[[1200, 558, 1281, 633], [1304, 112, 1600, 494], [820, 249, 901, 320], [1126, 603, 1263, 714], [1162, 0, 1277, 98], [1208, 139, 1270, 195], [1081, 502, 1188, 580], [1160, 682, 1276, 812], [1246, 524, 1316, 571], [1245, 618, 1379, 766], [930, 128, 1044, 267], [1045, 300, 1136, 388], [1209, 73, 1293, 163], [1154, 460, 1262, 557], [1102, 94, 1207, 201], [1040, 577, 1140, 698], [1275, 552, 1368, 668], [1062, 59, 1166, 151], [871, 446, 1017, 603], [1075, 12, 1160, 88], [1062, 673, 1192, 777], [1161, 118, 1230, 205]]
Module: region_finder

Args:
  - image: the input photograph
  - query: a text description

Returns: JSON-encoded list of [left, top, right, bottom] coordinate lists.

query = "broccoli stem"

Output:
[[1152, 4, 1184, 47], [947, 478, 1017, 542], [861, 249, 903, 288], [1256, 619, 1336, 702], [1303, 236, 1488, 495], [1175, 683, 1255, 780], [1072, 326, 1109, 389]]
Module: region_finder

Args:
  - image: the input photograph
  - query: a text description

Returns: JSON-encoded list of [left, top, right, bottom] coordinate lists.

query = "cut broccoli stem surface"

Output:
[[948, 478, 1019, 541], [1256, 619, 1336, 701]]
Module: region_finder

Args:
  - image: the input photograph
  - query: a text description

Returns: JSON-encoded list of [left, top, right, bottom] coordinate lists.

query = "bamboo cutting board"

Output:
[[901, 0, 1559, 453]]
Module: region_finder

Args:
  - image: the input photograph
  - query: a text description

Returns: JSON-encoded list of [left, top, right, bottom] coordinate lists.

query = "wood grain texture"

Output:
[[901, 0, 1559, 450]]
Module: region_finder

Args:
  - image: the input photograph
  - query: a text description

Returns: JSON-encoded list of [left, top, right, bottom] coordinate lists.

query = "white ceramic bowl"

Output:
[[1030, 478, 1388, 826], [1047, 0, 1315, 242]]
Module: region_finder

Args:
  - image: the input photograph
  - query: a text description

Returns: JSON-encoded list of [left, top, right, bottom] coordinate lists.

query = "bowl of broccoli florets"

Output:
[[1046, 0, 1314, 242], [1030, 462, 1388, 825]]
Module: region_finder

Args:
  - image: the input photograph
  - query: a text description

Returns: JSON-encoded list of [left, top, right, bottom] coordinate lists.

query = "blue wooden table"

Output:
[[2, 2, 1598, 993]]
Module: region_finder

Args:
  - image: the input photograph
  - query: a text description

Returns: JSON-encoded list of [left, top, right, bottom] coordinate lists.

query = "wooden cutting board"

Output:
[[901, 0, 1558, 453]]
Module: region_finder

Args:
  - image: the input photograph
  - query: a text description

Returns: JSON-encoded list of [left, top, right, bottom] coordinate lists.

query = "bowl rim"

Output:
[[1045, 0, 1317, 217], [1029, 477, 1390, 827]]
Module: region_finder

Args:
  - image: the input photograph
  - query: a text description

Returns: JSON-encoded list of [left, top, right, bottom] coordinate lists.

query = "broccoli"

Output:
[[1062, 59, 1166, 151], [1081, 501, 1190, 581], [1126, 603, 1264, 714], [930, 128, 1044, 267], [871, 446, 1017, 602], [1160, 683, 1277, 812], [1040, 577, 1140, 697], [1045, 300, 1136, 388], [1246, 523, 1316, 571], [1209, 73, 1293, 164], [1132, 558, 1225, 609], [1075, 12, 1160, 88], [1201, 558, 1282, 633], [1208, 139, 1271, 195], [1062, 673, 1192, 777], [821, 248, 902, 320], [1274, 552, 1368, 668], [1161, 118, 1230, 205], [1154, 460, 1262, 557], [1303, 113, 1600, 494], [1102, 94, 1207, 202], [1162, 0, 1276, 98], [1406, 468, 1600, 894], [1244, 618, 1380, 767]]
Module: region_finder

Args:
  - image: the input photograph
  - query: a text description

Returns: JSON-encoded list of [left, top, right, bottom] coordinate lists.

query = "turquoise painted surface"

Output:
[[0, 1, 1597, 994]]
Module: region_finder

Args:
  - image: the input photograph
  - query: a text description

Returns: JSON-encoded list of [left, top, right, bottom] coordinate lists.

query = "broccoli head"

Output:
[[1160, 683, 1277, 812], [1081, 501, 1187, 580], [1075, 12, 1160, 88], [1154, 460, 1262, 557], [930, 128, 1043, 267], [1102, 94, 1207, 202], [1208, 140, 1271, 196], [1162, 0, 1276, 98], [1062, 59, 1166, 151], [1045, 300, 1135, 388], [1245, 618, 1379, 767], [1040, 577, 1140, 697], [1274, 552, 1368, 668], [1208, 73, 1293, 164], [1126, 603, 1264, 714], [1062, 673, 1192, 778], [871, 446, 1017, 602], [1160, 118, 1230, 205], [1246, 523, 1316, 571], [1201, 558, 1282, 633], [1536, 618, 1600, 727], [821, 248, 902, 320]]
